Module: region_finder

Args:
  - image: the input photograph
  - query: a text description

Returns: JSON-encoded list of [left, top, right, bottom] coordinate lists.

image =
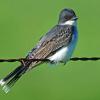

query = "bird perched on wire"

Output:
[[0, 8, 78, 93]]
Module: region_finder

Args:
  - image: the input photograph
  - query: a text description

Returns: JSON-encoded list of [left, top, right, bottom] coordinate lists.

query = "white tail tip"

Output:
[[0, 79, 5, 86], [0, 79, 10, 93], [2, 85, 10, 93]]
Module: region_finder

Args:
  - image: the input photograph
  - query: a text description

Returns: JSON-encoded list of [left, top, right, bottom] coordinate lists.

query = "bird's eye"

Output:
[[64, 15, 68, 19], [64, 15, 72, 20]]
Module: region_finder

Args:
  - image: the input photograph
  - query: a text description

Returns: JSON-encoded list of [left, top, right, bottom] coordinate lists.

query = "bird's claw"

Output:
[[20, 60, 26, 66]]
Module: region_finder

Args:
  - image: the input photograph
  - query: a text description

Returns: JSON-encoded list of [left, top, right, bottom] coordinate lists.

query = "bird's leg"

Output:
[[49, 60, 57, 64]]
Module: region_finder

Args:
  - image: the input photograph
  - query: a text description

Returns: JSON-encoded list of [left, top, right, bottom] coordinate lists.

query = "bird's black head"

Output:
[[58, 8, 78, 24]]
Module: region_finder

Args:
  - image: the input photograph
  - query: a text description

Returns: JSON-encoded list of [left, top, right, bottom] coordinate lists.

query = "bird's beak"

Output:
[[72, 17, 78, 20]]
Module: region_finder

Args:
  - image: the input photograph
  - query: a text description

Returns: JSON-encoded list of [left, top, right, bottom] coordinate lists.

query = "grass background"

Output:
[[0, 0, 100, 100]]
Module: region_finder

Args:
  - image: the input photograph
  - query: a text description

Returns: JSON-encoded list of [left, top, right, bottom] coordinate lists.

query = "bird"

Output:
[[0, 8, 78, 93]]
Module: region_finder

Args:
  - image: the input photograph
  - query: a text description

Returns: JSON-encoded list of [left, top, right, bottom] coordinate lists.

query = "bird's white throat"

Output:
[[60, 20, 77, 26]]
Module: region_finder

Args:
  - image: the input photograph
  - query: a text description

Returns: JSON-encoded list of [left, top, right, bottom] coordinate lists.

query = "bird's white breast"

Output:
[[48, 46, 69, 63], [48, 27, 78, 64]]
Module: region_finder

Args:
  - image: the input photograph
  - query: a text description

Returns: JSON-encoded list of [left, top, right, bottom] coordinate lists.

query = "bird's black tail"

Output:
[[0, 64, 29, 93]]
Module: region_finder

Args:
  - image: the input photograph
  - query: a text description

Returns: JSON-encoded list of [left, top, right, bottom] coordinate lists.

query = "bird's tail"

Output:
[[0, 64, 29, 93]]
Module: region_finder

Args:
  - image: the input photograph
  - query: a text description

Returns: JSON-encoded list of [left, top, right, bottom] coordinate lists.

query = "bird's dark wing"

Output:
[[0, 25, 73, 91], [28, 25, 73, 60]]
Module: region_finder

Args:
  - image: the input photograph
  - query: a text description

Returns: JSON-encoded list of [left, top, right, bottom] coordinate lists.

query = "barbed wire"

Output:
[[0, 57, 100, 64]]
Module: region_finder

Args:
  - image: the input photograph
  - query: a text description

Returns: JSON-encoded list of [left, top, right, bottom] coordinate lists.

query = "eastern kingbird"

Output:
[[0, 8, 78, 93]]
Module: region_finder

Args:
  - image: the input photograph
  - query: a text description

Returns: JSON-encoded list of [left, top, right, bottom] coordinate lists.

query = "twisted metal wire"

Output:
[[0, 57, 100, 63]]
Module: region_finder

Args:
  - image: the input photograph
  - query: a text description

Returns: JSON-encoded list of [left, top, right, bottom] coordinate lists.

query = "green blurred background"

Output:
[[0, 0, 100, 100]]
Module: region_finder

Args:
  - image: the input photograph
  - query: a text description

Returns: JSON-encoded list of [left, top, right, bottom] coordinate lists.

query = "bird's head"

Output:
[[58, 8, 78, 26]]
